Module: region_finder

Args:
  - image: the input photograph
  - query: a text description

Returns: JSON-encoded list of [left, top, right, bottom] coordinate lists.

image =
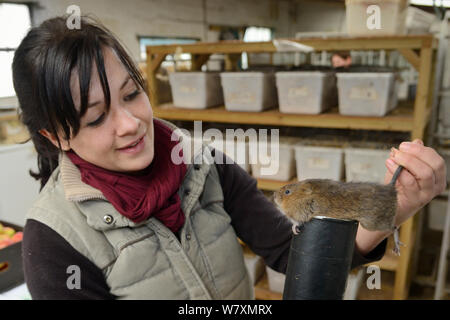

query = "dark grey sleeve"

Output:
[[213, 148, 387, 273], [22, 219, 116, 299]]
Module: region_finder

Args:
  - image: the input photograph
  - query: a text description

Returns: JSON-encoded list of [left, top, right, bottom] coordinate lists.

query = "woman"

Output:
[[13, 16, 447, 299]]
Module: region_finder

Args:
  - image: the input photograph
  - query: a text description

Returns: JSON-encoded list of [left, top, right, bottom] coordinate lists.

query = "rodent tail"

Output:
[[390, 165, 404, 186]]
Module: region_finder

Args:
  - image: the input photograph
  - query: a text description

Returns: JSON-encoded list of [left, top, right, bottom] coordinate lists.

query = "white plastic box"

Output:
[[243, 253, 265, 285], [294, 145, 344, 181], [439, 95, 450, 128], [344, 148, 390, 184], [406, 6, 436, 34], [0, 142, 40, 227], [220, 72, 277, 112], [345, 0, 409, 36], [185, 131, 251, 173], [336, 73, 398, 117], [265, 266, 285, 294], [427, 199, 448, 232], [249, 137, 296, 181], [207, 136, 251, 173], [275, 72, 337, 114], [168, 72, 223, 109], [438, 148, 450, 183]]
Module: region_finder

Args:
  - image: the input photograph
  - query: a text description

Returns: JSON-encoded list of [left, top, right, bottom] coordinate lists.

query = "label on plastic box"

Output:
[[228, 92, 256, 104], [349, 87, 377, 100], [288, 87, 309, 97], [350, 162, 372, 173], [307, 157, 330, 169], [180, 86, 197, 93]]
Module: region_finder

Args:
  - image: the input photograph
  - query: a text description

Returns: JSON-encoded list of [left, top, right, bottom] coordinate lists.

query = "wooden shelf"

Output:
[[146, 34, 436, 300], [153, 103, 416, 132], [256, 178, 297, 191], [0, 111, 19, 122], [146, 35, 435, 55]]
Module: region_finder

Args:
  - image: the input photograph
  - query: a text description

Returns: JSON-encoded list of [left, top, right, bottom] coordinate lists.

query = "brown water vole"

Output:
[[274, 166, 405, 255], [274, 179, 397, 232]]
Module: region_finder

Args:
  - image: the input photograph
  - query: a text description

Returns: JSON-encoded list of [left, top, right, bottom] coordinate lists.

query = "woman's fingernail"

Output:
[[386, 158, 396, 168], [390, 147, 397, 158], [400, 142, 412, 150]]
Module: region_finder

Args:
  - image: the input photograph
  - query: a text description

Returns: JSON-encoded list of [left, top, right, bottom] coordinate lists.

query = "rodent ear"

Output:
[[302, 187, 313, 195]]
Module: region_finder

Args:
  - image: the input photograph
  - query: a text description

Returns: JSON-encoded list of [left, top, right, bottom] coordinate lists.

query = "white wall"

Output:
[[13, 0, 345, 62], [0, 143, 40, 227]]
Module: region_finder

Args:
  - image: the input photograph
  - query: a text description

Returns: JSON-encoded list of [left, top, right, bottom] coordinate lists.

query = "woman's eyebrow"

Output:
[[87, 100, 101, 108], [87, 75, 132, 108], [120, 75, 132, 90]]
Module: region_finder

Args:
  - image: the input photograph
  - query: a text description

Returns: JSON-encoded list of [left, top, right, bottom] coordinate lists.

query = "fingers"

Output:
[[397, 141, 447, 192], [390, 147, 436, 191], [386, 157, 420, 191]]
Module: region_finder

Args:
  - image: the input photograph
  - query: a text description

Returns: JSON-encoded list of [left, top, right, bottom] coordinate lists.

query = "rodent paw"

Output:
[[392, 247, 401, 256], [292, 224, 300, 235], [392, 227, 405, 256]]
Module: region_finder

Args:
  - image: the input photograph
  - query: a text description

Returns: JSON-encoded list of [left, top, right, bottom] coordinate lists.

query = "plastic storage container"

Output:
[[207, 136, 251, 173], [427, 199, 448, 232], [406, 6, 436, 34], [344, 147, 390, 183], [168, 72, 223, 109], [275, 71, 337, 114], [438, 148, 450, 183], [249, 137, 296, 181], [336, 72, 398, 116], [0, 143, 39, 227], [186, 131, 251, 173], [294, 145, 344, 181], [345, 0, 409, 36], [439, 95, 450, 127], [265, 266, 285, 294], [243, 252, 265, 285], [220, 72, 277, 112]]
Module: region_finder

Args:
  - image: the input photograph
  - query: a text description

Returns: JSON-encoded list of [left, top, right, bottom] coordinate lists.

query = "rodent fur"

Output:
[[274, 179, 397, 232]]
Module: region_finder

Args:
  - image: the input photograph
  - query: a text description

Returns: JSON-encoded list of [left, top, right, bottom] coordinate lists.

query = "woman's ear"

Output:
[[39, 129, 71, 151]]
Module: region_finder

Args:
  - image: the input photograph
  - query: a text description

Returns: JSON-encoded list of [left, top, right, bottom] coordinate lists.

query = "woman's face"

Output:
[[66, 47, 154, 172]]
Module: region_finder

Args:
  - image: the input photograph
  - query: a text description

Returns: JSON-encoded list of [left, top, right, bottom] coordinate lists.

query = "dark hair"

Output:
[[12, 15, 145, 190], [332, 51, 351, 59]]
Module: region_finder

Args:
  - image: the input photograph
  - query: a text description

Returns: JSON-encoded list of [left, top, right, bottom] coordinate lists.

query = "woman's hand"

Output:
[[385, 139, 447, 226]]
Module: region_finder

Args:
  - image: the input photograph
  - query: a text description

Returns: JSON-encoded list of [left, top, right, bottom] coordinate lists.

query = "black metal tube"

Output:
[[282, 216, 359, 300]]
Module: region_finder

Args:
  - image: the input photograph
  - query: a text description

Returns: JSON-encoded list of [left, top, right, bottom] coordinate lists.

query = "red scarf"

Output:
[[67, 119, 187, 233]]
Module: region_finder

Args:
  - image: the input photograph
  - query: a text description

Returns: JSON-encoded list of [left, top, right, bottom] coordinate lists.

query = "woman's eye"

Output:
[[87, 113, 105, 127], [124, 89, 141, 102]]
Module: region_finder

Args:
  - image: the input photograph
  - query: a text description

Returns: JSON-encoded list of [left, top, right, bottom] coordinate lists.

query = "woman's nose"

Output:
[[114, 106, 139, 136]]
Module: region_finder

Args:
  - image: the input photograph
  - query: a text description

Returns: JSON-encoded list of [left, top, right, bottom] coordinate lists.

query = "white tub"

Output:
[[249, 137, 296, 181], [336, 72, 398, 117], [295, 145, 344, 181], [265, 266, 285, 294], [276, 71, 337, 114], [169, 72, 223, 108], [220, 72, 277, 112], [344, 147, 390, 183]]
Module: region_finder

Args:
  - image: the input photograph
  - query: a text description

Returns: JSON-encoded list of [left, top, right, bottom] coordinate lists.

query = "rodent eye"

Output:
[[284, 189, 291, 195]]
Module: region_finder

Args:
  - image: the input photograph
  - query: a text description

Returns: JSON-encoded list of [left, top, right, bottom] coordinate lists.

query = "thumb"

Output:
[[412, 139, 424, 145]]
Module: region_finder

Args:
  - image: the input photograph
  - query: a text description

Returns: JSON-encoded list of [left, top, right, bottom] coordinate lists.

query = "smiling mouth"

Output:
[[118, 135, 144, 150]]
